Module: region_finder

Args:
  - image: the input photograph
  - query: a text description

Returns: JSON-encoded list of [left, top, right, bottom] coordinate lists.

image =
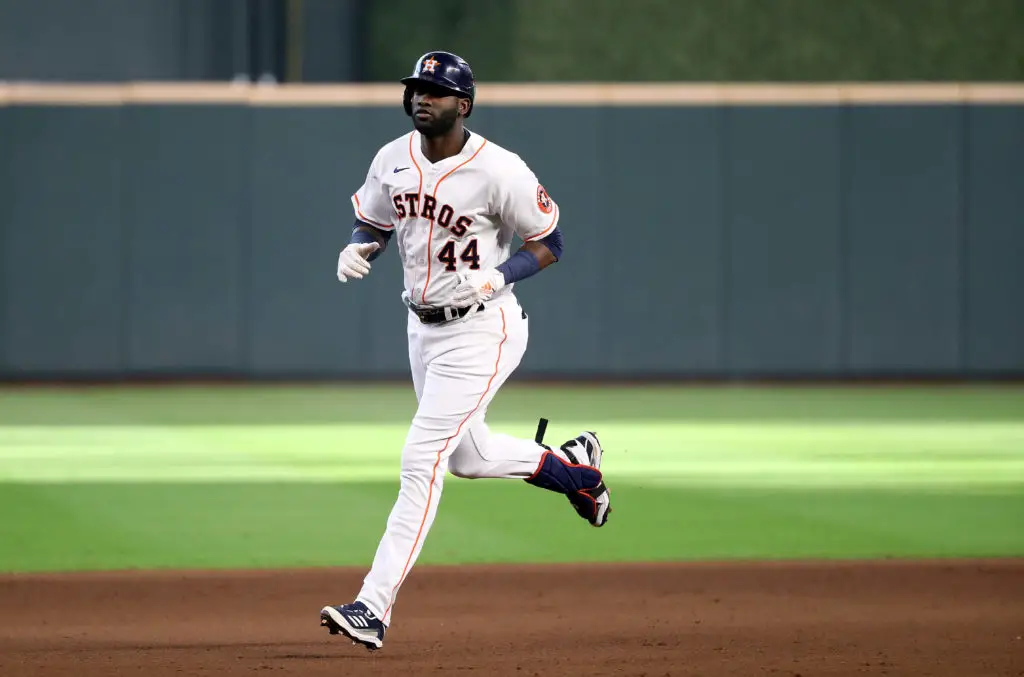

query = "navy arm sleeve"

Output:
[[496, 227, 564, 284], [539, 226, 563, 261], [350, 220, 393, 261]]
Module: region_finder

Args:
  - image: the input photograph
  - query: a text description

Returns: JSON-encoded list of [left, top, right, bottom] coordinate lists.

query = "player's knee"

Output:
[[447, 454, 483, 479], [397, 446, 445, 487]]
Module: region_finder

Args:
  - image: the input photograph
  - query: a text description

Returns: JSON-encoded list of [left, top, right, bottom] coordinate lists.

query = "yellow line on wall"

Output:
[[1, 82, 1022, 106]]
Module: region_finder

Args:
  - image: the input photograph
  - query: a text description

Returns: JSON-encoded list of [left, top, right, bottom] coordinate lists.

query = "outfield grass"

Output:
[[0, 384, 1021, 573]]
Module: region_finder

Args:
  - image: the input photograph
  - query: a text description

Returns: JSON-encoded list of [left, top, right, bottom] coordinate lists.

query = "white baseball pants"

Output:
[[355, 294, 548, 625]]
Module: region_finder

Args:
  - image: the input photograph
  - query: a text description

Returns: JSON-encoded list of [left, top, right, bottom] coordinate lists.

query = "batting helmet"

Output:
[[401, 51, 476, 118]]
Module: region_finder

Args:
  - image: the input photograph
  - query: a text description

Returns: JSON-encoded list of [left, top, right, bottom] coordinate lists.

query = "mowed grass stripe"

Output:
[[1, 480, 1021, 573], [0, 421, 1020, 487]]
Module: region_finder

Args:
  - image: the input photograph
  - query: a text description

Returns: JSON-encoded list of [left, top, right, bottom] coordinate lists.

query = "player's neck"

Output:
[[420, 127, 470, 164]]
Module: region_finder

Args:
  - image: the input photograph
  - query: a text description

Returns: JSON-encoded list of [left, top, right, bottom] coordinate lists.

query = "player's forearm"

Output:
[[496, 228, 562, 285], [351, 221, 392, 261], [520, 240, 556, 269]]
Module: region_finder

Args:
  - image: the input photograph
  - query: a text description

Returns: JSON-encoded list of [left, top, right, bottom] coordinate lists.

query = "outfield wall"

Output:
[[1, 84, 1022, 380]]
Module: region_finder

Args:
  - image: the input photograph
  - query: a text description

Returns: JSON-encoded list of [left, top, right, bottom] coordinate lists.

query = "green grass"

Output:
[[0, 482, 1020, 573], [0, 384, 1021, 573]]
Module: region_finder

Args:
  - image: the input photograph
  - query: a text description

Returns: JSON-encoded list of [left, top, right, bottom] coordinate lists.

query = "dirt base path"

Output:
[[1, 560, 1021, 676]]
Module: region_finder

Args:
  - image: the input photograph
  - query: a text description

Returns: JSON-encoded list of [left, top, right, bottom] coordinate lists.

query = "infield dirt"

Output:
[[1, 560, 1021, 676]]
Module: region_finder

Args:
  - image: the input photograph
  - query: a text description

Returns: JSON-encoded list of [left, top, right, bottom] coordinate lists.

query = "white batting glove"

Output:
[[451, 269, 506, 306], [337, 242, 380, 282]]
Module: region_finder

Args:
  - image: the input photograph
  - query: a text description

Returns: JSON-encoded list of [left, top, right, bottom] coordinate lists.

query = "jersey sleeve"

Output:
[[496, 160, 560, 242], [351, 150, 395, 232]]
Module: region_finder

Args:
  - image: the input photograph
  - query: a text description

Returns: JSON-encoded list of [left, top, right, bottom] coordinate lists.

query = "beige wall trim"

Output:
[[1, 82, 1023, 107]]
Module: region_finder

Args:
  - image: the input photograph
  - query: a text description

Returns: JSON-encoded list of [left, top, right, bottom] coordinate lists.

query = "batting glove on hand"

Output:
[[451, 268, 506, 307], [337, 242, 380, 282]]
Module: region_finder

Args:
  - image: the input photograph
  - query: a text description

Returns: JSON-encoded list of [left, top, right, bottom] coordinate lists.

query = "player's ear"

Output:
[[459, 98, 471, 117]]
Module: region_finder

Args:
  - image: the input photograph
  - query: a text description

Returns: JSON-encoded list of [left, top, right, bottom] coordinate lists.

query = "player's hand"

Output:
[[337, 242, 380, 282], [452, 268, 506, 306]]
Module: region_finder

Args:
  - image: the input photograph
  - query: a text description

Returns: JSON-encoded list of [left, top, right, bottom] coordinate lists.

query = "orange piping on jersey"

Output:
[[382, 307, 508, 623], [419, 139, 489, 305], [407, 132, 424, 198], [433, 140, 487, 193], [352, 194, 393, 230], [524, 202, 560, 242]]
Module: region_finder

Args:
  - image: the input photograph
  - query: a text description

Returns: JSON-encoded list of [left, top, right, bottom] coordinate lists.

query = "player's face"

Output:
[[409, 83, 466, 137]]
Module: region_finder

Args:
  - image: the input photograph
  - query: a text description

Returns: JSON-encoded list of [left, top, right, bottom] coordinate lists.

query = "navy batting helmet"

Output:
[[401, 52, 476, 118]]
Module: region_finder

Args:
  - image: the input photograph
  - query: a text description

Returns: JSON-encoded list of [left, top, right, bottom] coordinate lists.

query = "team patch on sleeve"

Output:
[[536, 185, 554, 214]]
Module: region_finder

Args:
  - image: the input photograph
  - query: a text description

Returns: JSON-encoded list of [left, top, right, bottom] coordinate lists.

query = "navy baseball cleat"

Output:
[[320, 602, 385, 650], [560, 431, 612, 527], [527, 425, 612, 528]]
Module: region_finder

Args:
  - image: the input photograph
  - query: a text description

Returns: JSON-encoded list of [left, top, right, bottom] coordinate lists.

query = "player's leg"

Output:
[[319, 313, 432, 650], [407, 312, 428, 403], [444, 310, 612, 528], [444, 306, 554, 479], [447, 418, 546, 478], [353, 304, 527, 627], [448, 416, 612, 527]]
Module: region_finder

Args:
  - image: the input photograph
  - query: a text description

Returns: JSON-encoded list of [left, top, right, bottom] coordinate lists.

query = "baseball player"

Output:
[[319, 51, 611, 651]]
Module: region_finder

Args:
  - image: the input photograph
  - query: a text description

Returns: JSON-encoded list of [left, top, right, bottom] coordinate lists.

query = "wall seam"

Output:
[[957, 102, 970, 375], [718, 105, 732, 378], [837, 101, 851, 375]]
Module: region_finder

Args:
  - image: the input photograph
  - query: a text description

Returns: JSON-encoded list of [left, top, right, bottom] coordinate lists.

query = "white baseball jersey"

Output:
[[351, 130, 559, 307]]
